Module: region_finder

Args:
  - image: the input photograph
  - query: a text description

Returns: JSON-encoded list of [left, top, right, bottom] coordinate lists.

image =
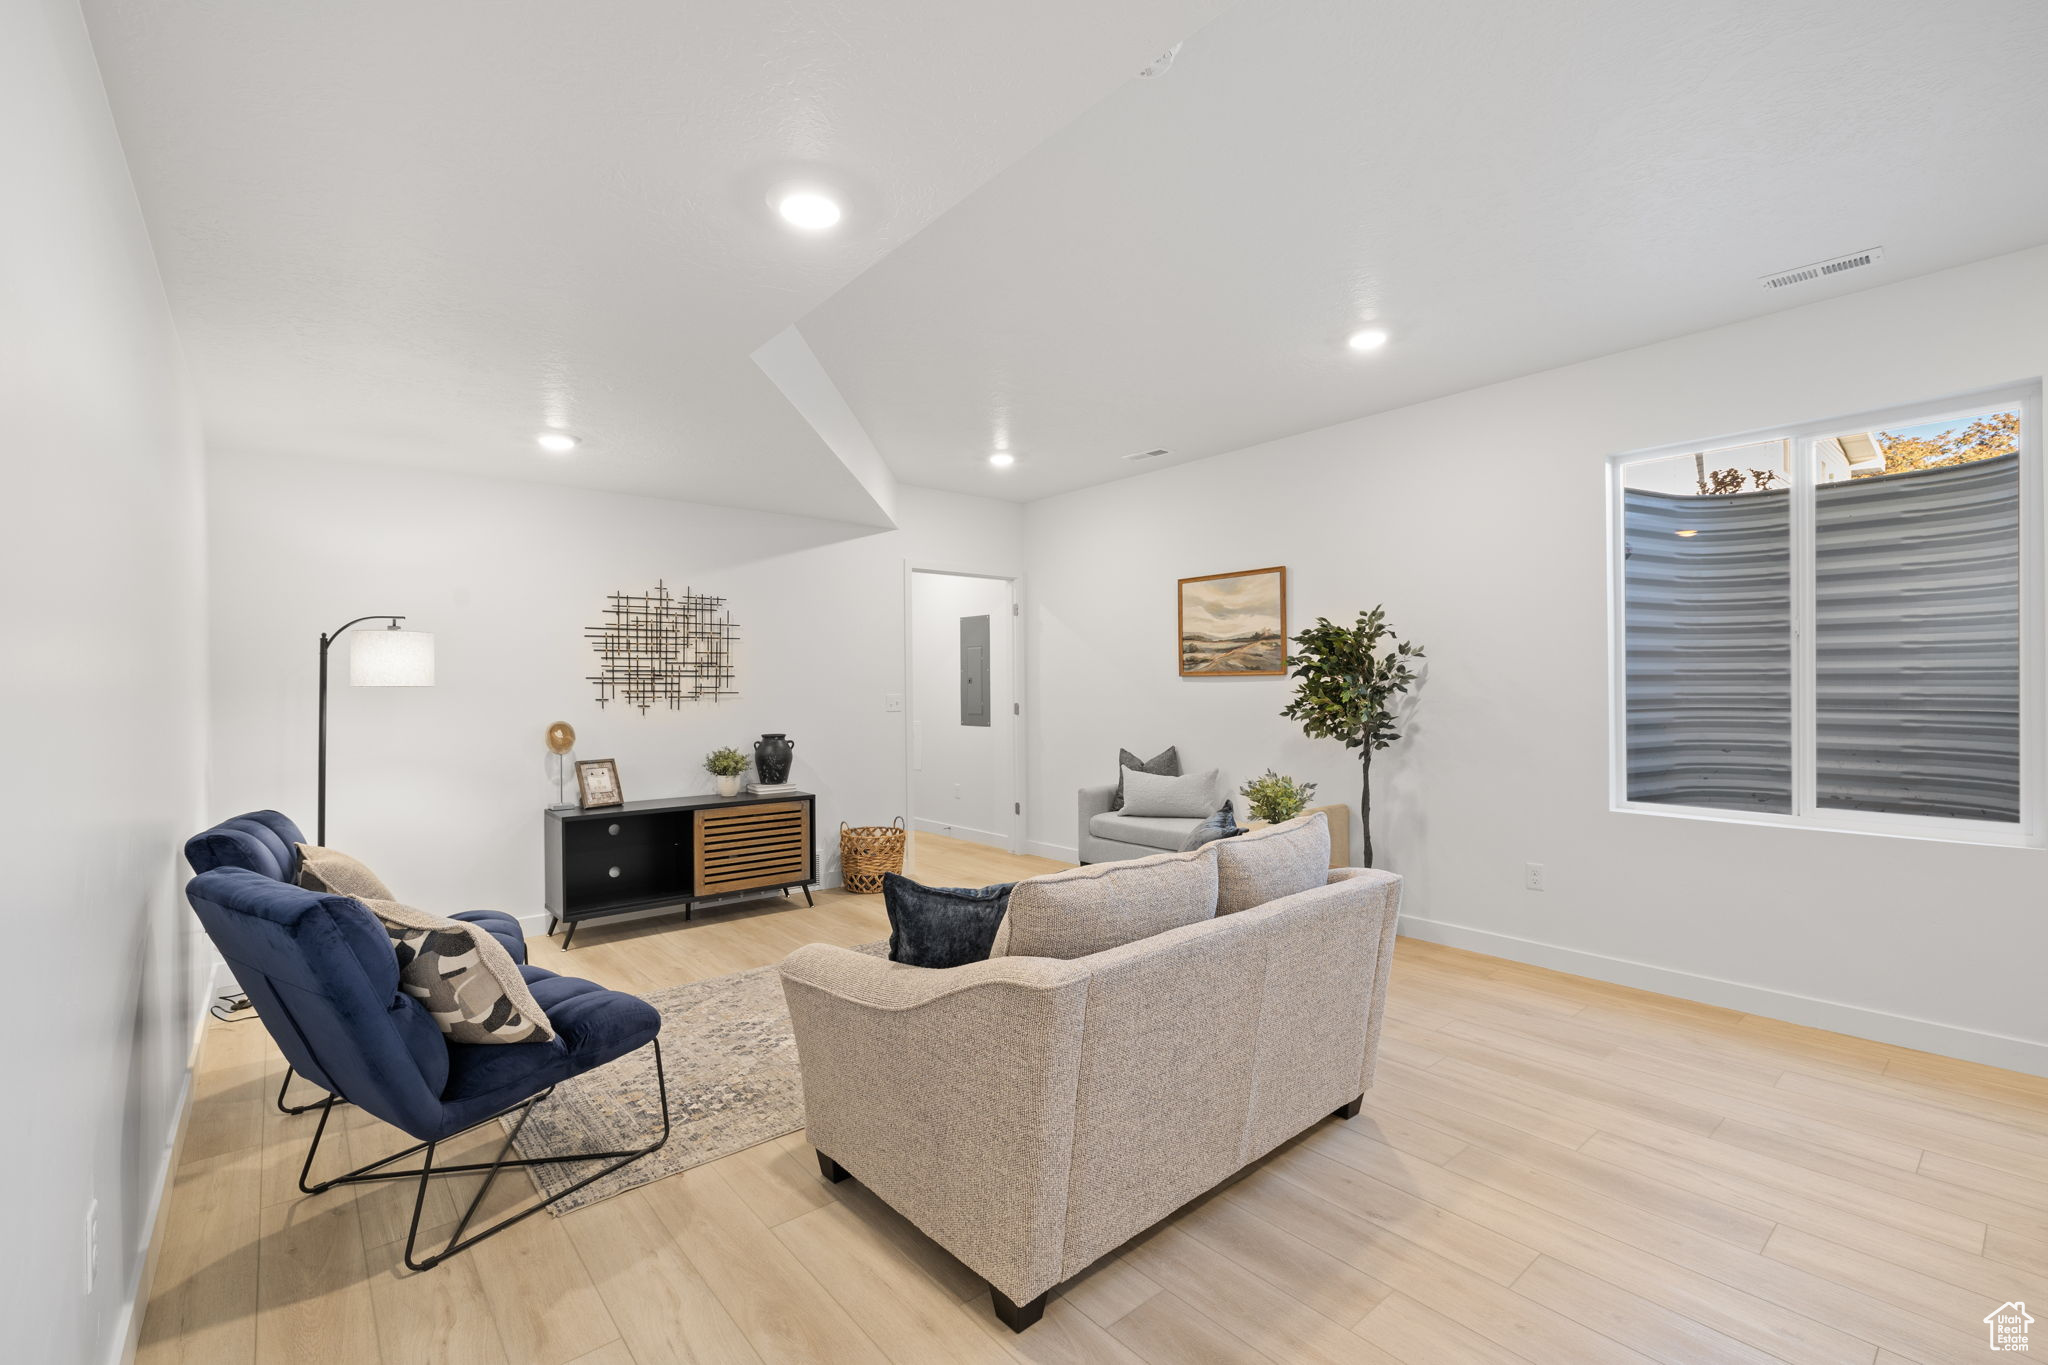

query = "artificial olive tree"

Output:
[[1278, 606, 1424, 867]]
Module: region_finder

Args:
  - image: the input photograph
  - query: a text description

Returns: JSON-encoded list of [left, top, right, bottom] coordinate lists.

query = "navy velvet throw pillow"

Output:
[[883, 873, 1014, 969]]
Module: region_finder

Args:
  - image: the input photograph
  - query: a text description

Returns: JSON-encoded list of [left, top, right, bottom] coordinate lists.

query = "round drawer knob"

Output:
[[608, 866, 622, 878], [607, 823, 621, 836]]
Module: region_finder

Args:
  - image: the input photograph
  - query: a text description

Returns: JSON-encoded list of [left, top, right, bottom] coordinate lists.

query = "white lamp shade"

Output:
[[350, 629, 435, 686]]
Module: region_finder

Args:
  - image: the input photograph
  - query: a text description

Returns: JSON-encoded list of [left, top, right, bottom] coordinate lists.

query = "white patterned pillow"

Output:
[[362, 899, 553, 1045]]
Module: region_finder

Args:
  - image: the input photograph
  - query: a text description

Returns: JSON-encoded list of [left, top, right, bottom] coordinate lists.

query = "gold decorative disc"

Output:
[[546, 721, 576, 754]]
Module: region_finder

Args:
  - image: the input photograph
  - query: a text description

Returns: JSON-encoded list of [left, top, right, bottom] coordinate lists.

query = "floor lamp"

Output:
[[319, 616, 435, 844]]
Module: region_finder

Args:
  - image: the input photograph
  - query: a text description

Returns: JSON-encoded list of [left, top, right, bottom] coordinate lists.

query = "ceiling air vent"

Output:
[[1760, 247, 1884, 291], [1122, 448, 1169, 462]]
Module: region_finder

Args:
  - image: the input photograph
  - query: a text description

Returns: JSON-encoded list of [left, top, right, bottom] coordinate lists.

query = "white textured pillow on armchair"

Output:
[[1118, 766, 1219, 818]]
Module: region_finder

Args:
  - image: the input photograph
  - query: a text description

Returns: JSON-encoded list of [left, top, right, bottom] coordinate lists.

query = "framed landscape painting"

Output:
[[1178, 566, 1288, 676]]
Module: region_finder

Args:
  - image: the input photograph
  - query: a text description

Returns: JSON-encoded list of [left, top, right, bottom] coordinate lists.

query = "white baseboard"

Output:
[[112, 956, 230, 1365], [110, 1069, 191, 1365], [1026, 840, 1078, 863], [910, 817, 1009, 849], [1397, 915, 2048, 1079]]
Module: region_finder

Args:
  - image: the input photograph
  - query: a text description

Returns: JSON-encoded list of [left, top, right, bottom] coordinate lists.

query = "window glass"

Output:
[[1621, 446, 1793, 812], [1812, 410, 2021, 821], [1616, 400, 2028, 836]]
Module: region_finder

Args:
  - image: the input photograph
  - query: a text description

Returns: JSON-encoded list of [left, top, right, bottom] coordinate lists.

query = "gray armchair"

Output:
[[1078, 782, 1214, 863], [1082, 782, 1354, 866]]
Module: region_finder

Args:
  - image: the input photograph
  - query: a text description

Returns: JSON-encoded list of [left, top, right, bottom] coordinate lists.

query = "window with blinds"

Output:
[[1612, 392, 2036, 843]]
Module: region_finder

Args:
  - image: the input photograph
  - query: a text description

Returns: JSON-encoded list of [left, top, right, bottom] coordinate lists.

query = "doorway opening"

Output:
[[906, 568, 1021, 853]]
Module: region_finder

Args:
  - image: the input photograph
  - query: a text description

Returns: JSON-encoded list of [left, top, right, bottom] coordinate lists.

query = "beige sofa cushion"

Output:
[[993, 844, 1218, 959], [1215, 812, 1330, 914]]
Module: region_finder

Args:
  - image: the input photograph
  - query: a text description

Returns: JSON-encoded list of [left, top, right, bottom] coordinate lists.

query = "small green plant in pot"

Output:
[[1239, 770, 1317, 825], [1280, 605, 1424, 867], [704, 746, 750, 797]]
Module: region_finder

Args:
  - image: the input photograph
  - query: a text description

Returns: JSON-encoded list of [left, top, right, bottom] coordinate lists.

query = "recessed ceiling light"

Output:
[[536, 432, 579, 454], [1675, 529, 1699, 537], [776, 192, 842, 231], [988, 452, 1015, 467], [1346, 327, 1390, 353]]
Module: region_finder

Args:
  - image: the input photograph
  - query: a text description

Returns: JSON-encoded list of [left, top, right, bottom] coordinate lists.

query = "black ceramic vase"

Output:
[[754, 733, 794, 784]]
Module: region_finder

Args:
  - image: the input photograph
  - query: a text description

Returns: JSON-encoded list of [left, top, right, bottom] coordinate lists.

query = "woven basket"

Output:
[[839, 817, 907, 894]]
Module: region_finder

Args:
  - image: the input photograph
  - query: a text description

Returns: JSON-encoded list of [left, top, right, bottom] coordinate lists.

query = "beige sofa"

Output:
[[779, 816, 1401, 1331]]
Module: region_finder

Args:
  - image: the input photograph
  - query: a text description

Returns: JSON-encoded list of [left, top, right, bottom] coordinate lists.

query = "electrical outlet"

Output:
[[953, 783, 963, 801], [1524, 862, 1546, 892], [84, 1198, 98, 1294], [882, 693, 903, 713]]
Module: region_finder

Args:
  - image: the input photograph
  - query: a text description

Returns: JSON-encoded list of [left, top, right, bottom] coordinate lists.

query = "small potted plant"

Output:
[[1239, 770, 1317, 825], [704, 746, 750, 797]]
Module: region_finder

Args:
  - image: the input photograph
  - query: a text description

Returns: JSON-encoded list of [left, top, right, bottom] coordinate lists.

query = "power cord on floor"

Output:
[[209, 992, 259, 1022]]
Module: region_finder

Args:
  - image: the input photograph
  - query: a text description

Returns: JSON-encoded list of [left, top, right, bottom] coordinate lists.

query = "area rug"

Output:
[[506, 940, 886, 1214]]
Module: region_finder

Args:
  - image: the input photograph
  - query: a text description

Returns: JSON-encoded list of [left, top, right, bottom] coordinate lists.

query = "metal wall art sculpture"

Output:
[[584, 581, 738, 712]]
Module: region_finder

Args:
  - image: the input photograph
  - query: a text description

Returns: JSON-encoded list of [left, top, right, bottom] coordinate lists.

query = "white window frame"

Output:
[[1606, 382, 2044, 848]]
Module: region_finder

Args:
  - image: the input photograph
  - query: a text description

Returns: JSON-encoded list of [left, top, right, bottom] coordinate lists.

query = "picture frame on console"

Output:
[[575, 758, 624, 808]]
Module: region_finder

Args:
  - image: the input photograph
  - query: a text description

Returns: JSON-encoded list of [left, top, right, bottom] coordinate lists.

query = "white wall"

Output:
[[910, 572, 1014, 847], [1026, 243, 2048, 1075], [1, 4, 210, 1361], [206, 457, 1023, 920]]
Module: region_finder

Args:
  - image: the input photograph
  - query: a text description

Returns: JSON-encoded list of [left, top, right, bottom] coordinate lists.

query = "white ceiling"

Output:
[[82, 0, 2048, 519], [798, 0, 2048, 501], [80, 0, 1228, 524]]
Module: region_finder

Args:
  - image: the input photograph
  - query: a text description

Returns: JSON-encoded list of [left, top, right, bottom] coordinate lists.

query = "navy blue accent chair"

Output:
[[185, 808, 529, 963], [185, 808, 533, 1115], [183, 811, 671, 1270]]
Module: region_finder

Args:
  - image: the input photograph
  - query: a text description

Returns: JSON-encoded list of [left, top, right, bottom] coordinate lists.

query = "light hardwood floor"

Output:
[[140, 833, 2048, 1365]]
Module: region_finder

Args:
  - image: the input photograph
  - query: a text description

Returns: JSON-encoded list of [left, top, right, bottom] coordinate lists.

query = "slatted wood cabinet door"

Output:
[[693, 801, 812, 896]]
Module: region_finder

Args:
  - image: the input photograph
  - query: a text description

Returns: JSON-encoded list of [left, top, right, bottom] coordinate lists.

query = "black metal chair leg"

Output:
[[408, 1096, 542, 1271], [276, 1065, 341, 1116], [294, 1038, 673, 1272], [296, 1092, 355, 1193]]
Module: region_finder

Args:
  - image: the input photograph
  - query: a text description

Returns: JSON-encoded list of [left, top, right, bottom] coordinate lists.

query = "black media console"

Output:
[[543, 791, 816, 948]]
